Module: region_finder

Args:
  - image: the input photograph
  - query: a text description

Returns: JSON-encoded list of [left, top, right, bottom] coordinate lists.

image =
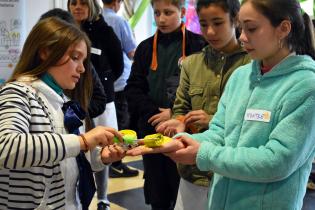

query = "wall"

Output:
[[0, 0, 27, 83], [131, 0, 155, 45], [19, 0, 315, 46], [25, 0, 54, 36]]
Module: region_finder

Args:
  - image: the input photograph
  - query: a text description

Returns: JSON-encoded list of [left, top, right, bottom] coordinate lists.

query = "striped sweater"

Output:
[[0, 79, 81, 209]]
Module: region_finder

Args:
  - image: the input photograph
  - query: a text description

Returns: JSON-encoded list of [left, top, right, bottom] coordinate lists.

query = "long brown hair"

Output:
[[9, 17, 93, 113]]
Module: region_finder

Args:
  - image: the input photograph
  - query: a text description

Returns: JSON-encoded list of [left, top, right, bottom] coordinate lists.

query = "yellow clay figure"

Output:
[[114, 130, 172, 149], [143, 133, 172, 147]]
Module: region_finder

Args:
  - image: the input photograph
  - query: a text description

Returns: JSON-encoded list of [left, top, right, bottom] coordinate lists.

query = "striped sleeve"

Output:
[[0, 84, 80, 169]]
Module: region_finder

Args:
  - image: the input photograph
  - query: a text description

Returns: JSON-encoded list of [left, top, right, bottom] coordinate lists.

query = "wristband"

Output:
[[175, 115, 198, 133], [80, 134, 89, 152], [175, 115, 186, 123]]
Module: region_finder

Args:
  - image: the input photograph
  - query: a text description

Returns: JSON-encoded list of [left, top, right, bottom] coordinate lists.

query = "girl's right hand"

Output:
[[79, 126, 123, 150], [164, 135, 199, 165]]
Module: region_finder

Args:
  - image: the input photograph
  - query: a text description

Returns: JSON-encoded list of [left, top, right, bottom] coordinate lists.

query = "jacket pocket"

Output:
[[188, 87, 204, 110]]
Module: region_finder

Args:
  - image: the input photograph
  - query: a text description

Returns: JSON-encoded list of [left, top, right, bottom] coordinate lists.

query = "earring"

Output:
[[278, 39, 283, 49]]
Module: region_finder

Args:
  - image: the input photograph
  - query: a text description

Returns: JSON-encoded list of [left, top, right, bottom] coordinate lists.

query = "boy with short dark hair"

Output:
[[125, 0, 205, 209]]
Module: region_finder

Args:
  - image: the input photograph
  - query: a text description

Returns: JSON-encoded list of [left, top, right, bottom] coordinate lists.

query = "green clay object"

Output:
[[113, 136, 120, 143], [114, 129, 138, 144], [123, 134, 137, 144]]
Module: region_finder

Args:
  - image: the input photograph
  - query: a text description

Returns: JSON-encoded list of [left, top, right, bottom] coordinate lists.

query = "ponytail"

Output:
[[297, 13, 315, 59]]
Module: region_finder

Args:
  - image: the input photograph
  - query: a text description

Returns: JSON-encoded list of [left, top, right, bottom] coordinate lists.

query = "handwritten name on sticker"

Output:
[[244, 109, 271, 122]]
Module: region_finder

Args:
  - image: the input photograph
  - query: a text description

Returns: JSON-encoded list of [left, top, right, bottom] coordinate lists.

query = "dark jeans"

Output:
[[143, 153, 179, 209], [113, 90, 130, 167], [115, 90, 130, 130]]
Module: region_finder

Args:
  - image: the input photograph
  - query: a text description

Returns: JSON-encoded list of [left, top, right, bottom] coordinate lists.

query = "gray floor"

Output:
[[303, 190, 315, 210], [109, 160, 315, 210], [303, 164, 315, 210]]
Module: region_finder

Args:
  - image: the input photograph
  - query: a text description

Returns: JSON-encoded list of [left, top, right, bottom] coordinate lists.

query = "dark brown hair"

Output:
[[151, 0, 185, 9], [242, 0, 315, 59], [196, 0, 240, 21]]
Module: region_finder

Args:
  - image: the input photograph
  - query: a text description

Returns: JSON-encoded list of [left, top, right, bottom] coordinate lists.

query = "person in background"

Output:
[[102, 0, 139, 179], [68, 0, 124, 209], [40, 8, 107, 126], [156, 0, 250, 209], [125, 0, 205, 209], [0, 17, 125, 210], [129, 0, 315, 209]]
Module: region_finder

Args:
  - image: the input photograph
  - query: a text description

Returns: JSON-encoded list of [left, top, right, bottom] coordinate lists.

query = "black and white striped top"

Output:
[[0, 80, 80, 210]]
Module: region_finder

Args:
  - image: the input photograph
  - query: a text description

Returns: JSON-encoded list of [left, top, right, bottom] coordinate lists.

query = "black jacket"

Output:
[[125, 29, 206, 137], [82, 15, 123, 102], [88, 66, 106, 118]]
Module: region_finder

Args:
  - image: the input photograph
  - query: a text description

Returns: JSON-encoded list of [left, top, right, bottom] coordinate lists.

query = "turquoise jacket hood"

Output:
[[251, 54, 315, 78], [188, 54, 315, 210]]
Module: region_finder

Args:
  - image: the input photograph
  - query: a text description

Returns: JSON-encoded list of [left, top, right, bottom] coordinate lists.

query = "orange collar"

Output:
[[150, 23, 186, 71]]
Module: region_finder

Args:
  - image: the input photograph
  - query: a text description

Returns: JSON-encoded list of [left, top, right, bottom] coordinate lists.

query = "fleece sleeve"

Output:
[[196, 78, 315, 183]]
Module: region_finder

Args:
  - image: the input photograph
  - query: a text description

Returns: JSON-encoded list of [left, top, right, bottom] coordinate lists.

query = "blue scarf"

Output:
[[62, 101, 96, 210], [41, 75, 96, 210]]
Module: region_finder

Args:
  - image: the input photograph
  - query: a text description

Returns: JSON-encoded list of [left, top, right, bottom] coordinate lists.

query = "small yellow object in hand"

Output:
[[143, 133, 172, 148]]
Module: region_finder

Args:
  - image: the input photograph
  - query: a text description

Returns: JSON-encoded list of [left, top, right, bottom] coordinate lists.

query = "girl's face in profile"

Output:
[[46, 40, 87, 90], [198, 4, 238, 53], [239, 2, 282, 64], [69, 0, 89, 23], [153, 0, 185, 34]]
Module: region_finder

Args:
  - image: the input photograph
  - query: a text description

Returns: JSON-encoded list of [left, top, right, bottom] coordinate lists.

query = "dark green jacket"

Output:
[[173, 45, 251, 186]]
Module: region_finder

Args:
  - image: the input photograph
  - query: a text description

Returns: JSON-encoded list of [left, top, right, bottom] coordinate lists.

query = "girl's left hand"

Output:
[[164, 135, 200, 165], [101, 144, 126, 164]]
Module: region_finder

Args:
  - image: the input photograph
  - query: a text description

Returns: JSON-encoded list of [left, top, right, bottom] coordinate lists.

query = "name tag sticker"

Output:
[[91, 47, 102, 55], [244, 109, 271, 122]]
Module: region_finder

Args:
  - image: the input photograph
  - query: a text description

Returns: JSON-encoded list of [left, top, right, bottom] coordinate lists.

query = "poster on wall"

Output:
[[0, 0, 25, 84], [185, 0, 201, 34]]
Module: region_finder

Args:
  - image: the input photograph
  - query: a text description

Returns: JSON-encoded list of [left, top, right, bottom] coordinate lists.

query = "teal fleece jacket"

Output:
[[190, 55, 315, 210]]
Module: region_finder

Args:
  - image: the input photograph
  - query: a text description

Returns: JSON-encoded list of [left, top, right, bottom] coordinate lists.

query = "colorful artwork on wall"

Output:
[[0, 0, 25, 84], [185, 0, 201, 34]]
